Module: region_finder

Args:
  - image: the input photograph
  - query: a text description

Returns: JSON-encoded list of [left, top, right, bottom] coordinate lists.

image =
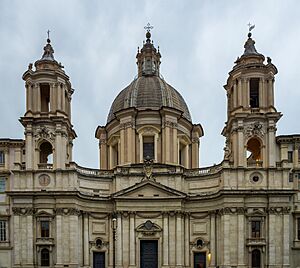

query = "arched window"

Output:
[[39, 141, 53, 164], [41, 248, 50, 266], [247, 138, 262, 166], [251, 249, 261, 268]]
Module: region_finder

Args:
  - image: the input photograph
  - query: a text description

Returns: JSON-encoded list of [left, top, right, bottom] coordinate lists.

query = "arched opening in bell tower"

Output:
[[39, 141, 53, 165], [246, 137, 262, 166], [250, 78, 259, 108], [40, 84, 50, 113]]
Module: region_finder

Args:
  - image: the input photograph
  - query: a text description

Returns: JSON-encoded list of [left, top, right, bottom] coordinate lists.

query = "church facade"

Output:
[[0, 28, 300, 268]]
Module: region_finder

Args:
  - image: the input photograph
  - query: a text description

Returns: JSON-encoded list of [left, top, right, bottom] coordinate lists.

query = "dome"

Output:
[[107, 75, 192, 123]]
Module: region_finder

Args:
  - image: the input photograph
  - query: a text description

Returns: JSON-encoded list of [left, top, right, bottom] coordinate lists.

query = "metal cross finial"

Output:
[[247, 22, 255, 32], [144, 23, 153, 32], [47, 30, 50, 40]]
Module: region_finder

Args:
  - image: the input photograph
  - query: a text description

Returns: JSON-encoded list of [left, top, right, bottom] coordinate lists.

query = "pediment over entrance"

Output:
[[112, 180, 186, 199]]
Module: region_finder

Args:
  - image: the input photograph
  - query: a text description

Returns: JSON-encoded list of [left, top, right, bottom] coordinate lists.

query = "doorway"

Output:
[[194, 252, 206, 268], [140, 240, 158, 268], [93, 252, 105, 268]]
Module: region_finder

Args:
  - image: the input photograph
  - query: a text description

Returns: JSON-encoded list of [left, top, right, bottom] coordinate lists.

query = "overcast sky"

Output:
[[0, 0, 300, 168]]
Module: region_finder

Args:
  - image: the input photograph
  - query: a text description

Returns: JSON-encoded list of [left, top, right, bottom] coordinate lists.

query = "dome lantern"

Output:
[[136, 23, 161, 77]]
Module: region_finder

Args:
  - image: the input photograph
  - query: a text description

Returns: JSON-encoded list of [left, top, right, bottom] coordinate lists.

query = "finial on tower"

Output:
[[144, 23, 153, 42], [40, 30, 55, 61], [247, 22, 255, 37], [47, 29, 51, 43]]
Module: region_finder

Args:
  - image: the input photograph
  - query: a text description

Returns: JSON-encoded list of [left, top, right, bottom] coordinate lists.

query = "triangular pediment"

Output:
[[113, 180, 186, 199]]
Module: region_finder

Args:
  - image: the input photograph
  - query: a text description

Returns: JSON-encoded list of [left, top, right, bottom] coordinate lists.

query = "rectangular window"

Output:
[[41, 221, 50, 238], [0, 151, 4, 164], [251, 220, 261, 238], [0, 220, 7, 241], [143, 136, 154, 160], [298, 218, 300, 240], [0, 178, 5, 192], [288, 151, 293, 163], [250, 78, 259, 108]]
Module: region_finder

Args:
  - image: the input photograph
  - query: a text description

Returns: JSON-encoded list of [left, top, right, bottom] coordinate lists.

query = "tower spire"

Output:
[[136, 23, 161, 77], [41, 30, 55, 61]]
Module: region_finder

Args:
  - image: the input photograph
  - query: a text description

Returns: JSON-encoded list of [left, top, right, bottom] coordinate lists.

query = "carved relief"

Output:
[[34, 127, 55, 142], [39, 174, 50, 186], [244, 121, 265, 139], [136, 220, 162, 236], [54, 208, 81, 216], [12, 207, 37, 216]]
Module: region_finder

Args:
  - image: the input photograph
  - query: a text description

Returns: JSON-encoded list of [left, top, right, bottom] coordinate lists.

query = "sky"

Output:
[[0, 0, 300, 169]]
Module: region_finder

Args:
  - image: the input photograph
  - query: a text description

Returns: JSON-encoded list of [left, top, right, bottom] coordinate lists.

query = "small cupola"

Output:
[[136, 23, 161, 77]]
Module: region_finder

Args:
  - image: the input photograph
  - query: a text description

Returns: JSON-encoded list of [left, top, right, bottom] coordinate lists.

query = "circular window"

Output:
[[196, 239, 204, 248], [95, 238, 103, 248], [250, 172, 262, 184]]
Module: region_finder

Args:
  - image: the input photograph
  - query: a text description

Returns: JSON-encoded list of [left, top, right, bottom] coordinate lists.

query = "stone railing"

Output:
[[73, 163, 113, 178], [184, 163, 222, 177], [247, 160, 263, 167], [246, 237, 266, 246], [38, 163, 53, 170]]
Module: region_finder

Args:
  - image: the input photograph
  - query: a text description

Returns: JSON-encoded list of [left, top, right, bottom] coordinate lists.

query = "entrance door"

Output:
[[93, 252, 105, 268], [194, 252, 206, 268], [140, 240, 158, 268]]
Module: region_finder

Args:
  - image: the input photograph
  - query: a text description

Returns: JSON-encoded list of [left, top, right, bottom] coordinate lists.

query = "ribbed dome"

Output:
[[107, 76, 191, 123]]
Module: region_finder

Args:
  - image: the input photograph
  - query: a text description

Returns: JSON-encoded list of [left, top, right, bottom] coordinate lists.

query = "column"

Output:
[[139, 134, 143, 163], [223, 214, 230, 265], [163, 213, 169, 266], [184, 144, 189, 168], [237, 127, 244, 167], [116, 216, 123, 266], [50, 83, 55, 112], [37, 83, 41, 111], [83, 213, 89, 266], [169, 213, 176, 266], [26, 128, 33, 169], [237, 79, 242, 107], [21, 216, 27, 263], [184, 214, 190, 267], [27, 215, 33, 264], [294, 144, 299, 168], [154, 133, 158, 162], [268, 214, 276, 266], [56, 215, 63, 265], [173, 127, 178, 164], [237, 214, 245, 266], [14, 215, 20, 265], [268, 126, 276, 167], [55, 131, 62, 169], [122, 214, 129, 267], [165, 124, 171, 163], [270, 79, 275, 107], [282, 214, 290, 266], [120, 128, 125, 165], [63, 216, 70, 263], [62, 85, 66, 113], [259, 78, 263, 107], [210, 213, 216, 267], [233, 83, 237, 108], [70, 215, 79, 265], [246, 78, 250, 107], [129, 213, 135, 266]]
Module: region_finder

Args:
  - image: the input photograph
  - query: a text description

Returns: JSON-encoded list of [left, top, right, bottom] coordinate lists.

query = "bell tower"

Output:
[[222, 28, 281, 168], [20, 34, 76, 170]]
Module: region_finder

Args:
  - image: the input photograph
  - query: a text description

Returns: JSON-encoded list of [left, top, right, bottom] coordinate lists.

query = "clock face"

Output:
[[39, 174, 50, 186]]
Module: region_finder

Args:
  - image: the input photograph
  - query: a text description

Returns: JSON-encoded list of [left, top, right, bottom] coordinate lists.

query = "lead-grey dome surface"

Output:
[[107, 76, 192, 123]]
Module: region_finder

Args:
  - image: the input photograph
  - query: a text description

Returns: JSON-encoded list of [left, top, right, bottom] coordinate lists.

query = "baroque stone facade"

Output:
[[0, 28, 300, 268]]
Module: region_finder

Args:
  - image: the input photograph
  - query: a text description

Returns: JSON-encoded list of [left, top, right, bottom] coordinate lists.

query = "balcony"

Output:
[[38, 163, 53, 170], [36, 237, 54, 246], [246, 237, 266, 246], [247, 160, 263, 168]]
